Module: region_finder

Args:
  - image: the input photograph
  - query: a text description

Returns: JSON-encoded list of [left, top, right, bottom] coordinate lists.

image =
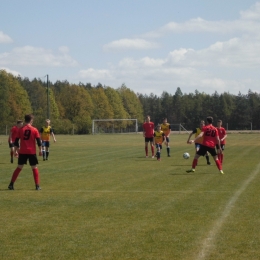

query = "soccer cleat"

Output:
[[8, 184, 14, 190], [186, 169, 195, 173], [10, 158, 13, 163], [207, 161, 211, 165], [46, 158, 48, 160], [145, 156, 148, 158], [36, 185, 41, 190], [43, 158, 46, 161], [168, 154, 170, 157], [152, 156, 155, 158], [157, 158, 161, 161], [220, 170, 224, 174]]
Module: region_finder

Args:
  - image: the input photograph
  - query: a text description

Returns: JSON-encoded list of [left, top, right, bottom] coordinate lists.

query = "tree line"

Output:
[[1, 70, 260, 134]]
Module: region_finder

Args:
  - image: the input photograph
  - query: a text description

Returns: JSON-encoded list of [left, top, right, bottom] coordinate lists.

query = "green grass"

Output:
[[0, 133, 260, 260]]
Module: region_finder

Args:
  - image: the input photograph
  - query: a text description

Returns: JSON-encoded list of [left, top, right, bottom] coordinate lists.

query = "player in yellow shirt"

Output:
[[153, 124, 166, 161], [186, 120, 211, 165], [161, 118, 171, 157], [40, 119, 56, 161]]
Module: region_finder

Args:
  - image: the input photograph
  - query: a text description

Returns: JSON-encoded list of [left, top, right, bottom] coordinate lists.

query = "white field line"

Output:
[[196, 162, 260, 260]]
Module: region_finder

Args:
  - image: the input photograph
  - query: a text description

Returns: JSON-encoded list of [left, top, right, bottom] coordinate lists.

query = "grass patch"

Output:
[[0, 134, 260, 259]]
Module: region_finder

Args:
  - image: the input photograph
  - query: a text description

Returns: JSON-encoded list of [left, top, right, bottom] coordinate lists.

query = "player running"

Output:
[[40, 119, 56, 161], [161, 118, 171, 157], [8, 120, 23, 163], [143, 115, 155, 158], [186, 116, 224, 174], [8, 114, 42, 190], [216, 119, 227, 164], [153, 124, 166, 161]]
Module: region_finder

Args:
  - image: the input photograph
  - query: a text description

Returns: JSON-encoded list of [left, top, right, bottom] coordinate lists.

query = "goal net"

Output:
[[92, 119, 138, 134]]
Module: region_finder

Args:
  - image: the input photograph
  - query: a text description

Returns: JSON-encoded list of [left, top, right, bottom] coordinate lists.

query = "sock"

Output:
[[205, 155, 210, 163], [218, 154, 221, 161], [151, 146, 154, 156], [167, 147, 170, 155], [46, 151, 49, 159], [192, 159, 198, 169], [157, 151, 160, 159], [215, 159, 222, 170], [145, 147, 148, 156], [10, 151, 14, 157], [42, 151, 46, 158], [11, 167, 22, 183], [33, 168, 40, 185]]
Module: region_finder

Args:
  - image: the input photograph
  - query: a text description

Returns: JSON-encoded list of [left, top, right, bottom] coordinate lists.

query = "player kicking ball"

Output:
[[186, 116, 224, 174]]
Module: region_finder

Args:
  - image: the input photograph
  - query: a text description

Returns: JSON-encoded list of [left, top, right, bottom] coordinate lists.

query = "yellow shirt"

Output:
[[194, 128, 203, 144], [161, 123, 171, 136], [154, 130, 165, 144], [41, 126, 52, 141]]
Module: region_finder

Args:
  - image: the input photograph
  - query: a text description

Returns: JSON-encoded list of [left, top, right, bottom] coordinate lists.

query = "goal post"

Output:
[[92, 119, 138, 135], [170, 124, 190, 134]]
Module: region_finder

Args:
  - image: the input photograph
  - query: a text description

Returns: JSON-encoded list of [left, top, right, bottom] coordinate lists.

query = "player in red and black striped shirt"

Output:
[[8, 114, 43, 190], [187, 116, 224, 174]]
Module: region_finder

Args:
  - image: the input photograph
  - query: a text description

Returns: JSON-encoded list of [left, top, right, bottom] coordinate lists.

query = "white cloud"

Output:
[[0, 46, 78, 67], [0, 67, 20, 76], [78, 68, 113, 80], [79, 26, 260, 95], [143, 3, 260, 38], [0, 31, 13, 43], [240, 2, 260, 20], [103, 38, 159, 51]]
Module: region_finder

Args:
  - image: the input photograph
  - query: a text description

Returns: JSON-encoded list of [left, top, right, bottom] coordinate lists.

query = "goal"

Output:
[[92, 119, 138, 134], [170, 124, 190, 134]]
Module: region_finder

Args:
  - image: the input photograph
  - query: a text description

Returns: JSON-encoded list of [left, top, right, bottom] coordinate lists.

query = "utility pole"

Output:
[[47, 74, 50, 119]]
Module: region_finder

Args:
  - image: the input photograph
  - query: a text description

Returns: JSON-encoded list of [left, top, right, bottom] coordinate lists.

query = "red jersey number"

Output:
[[23, 129, 31, 140], [205, 129, 216, 137]]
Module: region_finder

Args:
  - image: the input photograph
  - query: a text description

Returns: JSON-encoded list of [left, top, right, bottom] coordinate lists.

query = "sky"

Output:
[[1, 0, 260, 96]]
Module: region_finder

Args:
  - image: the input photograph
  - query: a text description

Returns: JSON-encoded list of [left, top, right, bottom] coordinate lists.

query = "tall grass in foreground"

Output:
[[0, 133, 260, 260]]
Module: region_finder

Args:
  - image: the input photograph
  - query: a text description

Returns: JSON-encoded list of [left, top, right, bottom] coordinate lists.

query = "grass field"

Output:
[[0, 133, 260, 260]]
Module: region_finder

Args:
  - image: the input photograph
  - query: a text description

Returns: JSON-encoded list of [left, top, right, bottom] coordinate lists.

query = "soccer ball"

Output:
[[183, 152, 190, 159]]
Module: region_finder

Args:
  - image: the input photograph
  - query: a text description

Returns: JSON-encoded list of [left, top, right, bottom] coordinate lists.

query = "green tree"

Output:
[[117, 84, 144, 128], [58, 84, 94, 134], [0, 70, 32, 126], [104, 86, 130, 129]]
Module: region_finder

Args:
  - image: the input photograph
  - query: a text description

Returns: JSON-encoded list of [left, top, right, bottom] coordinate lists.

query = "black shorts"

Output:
[[9, 142, 15, 148], [18, 154, 39, 166], [42, 140, 50, 147], [145, 137, 153, 143], [155, 143, 162, 149], [216, 144, 225, 150], [197, 145, 217, 157]]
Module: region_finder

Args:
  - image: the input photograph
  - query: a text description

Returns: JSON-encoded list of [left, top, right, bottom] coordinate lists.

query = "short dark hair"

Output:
[[24, 114, 34, 123], [217, 119, 222, 123], [16, 120, 23, 124], [206, 116, 213, 124]]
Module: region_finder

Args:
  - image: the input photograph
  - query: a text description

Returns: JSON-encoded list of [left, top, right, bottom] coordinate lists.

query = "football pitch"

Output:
[[0, 133, 260, 260]]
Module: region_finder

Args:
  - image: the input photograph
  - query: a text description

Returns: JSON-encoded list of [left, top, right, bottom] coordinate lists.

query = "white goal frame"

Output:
[[92, 119, 138, 135]]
